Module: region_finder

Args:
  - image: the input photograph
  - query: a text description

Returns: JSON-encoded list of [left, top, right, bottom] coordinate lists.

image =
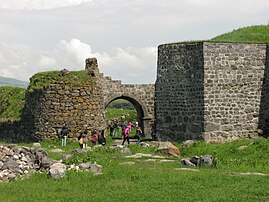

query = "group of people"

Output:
[[58, 125, 106, 149], [77, 129, 106, 149], [58, 119, 158, 148]]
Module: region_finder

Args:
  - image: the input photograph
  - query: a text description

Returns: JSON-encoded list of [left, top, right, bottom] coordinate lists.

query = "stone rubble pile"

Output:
[[0, 144, 41, 182], [0, 144, 104, 182]]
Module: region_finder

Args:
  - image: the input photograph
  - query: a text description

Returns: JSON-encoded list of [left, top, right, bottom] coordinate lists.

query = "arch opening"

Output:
[[105, 95, 148, 138]]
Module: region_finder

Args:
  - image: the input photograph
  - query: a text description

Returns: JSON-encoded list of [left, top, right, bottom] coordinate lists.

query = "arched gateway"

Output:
[[100, 62, 155, 137], [13, 58, 155, 141]]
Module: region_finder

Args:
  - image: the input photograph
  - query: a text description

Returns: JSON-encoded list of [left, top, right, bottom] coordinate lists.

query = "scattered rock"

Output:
[[181, 140, 196, 148], [156, 142, 180, 157], [122, 148, 132, 154], [125, 153, 165, 159], [159, 159, 176, 163], [139, 142, 151, 147], [181, 155, 214, 167], [50, 148, 64, 153], [79, 162, 102, 175], [62, 154, 72, 161], [175, 168, 199, 172], [237, 146, 248, 151], [48, 162, 66, 180], [89, 162, 103, 174], [79, 162, 92, 170], [119, 162, 135, 165], [32, 143, 41, 148], [225, 171, 269, 176], [110, 145, 124, 149], [40, 156, 54, 170]]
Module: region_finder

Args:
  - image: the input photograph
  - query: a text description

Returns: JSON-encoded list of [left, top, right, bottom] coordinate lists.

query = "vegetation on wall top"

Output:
[[28, 70, 95, 93], [211, 25, 269, 43]]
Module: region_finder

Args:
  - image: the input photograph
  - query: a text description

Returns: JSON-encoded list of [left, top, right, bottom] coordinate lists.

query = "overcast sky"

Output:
[[0, 0, 268, 84]]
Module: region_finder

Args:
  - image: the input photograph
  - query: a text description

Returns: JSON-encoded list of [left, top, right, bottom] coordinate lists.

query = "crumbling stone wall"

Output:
[[156, 42, 269, 142], [0, 58, 155, 141], [21, 58, 106, 140], [101, 76, 155, 136]]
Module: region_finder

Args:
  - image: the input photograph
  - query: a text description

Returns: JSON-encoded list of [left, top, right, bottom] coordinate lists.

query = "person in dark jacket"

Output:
[[60, 125, 69, 146]]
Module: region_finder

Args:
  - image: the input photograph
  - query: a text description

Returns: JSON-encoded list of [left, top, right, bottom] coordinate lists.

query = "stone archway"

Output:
[[105, 94, 150, 137]]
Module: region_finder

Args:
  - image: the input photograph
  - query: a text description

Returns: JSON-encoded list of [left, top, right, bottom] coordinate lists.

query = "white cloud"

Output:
[[0, 0, 93, 10], [0, 39, 157, 83], [38, 55, 57, 67]]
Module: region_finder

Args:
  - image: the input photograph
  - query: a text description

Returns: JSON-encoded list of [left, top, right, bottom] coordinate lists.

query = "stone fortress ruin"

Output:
[[0, 41, 268, 143], [155, 42, 269, 143]]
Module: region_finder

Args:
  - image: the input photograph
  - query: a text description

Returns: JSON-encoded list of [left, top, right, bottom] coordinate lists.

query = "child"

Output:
[[91, 130, 98, 146], [82, 130, 89, 149]]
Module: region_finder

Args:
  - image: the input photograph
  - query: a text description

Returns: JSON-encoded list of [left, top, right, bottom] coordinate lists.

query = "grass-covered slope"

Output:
[[211, 25, 269, 43], [0, 86, 26, 121], [0, 138, 268, 201]]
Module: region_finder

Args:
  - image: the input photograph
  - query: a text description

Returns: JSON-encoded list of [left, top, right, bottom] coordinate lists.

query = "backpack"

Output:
[[92, 134, 97, 143], [124, 127, 130, 136]]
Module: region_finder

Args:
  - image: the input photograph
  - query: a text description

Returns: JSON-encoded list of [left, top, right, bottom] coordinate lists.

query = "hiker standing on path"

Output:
[[60, 125, 69, 146]]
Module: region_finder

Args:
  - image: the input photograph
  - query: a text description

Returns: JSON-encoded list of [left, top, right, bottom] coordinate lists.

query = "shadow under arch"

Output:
[[105, 93, 150, 137]]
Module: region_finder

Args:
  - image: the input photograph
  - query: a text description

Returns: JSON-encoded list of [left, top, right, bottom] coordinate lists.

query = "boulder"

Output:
[[156, 142, 180, 157], [181, 155, 214, 167], [181, 140, 196, 148], [199, 155, 213, 167], [32, 143, 41, 148], [40, 156, 54, 170], [89, 162, 103, 174], [79, 162, 92, 170], [62, 154, 73, 161], [122, 148, 132, 154], [79, 162, 102, 174], [50, 149, 64, 153], [48, 162, 66, 180]]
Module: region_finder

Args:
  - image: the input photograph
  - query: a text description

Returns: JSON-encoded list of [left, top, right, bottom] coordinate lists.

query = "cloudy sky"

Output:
[[0, 0, 268, 84]]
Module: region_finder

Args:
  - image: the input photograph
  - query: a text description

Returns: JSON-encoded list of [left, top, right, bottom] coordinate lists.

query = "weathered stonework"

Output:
[[0, 58, 155, 141], [156, 42, 269, 142]]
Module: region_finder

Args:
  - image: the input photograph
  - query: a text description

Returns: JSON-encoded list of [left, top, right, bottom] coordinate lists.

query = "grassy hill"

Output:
[[0, 86, 26, 121], [211, 25, 269, 43], [0, 76, 28, 88]]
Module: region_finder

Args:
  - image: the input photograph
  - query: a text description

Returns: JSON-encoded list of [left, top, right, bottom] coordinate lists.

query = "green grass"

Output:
[[0, 138, 268, 201], [211, 25, 269, 43], [105, 108, 137, 122], [0, 86, 26, 121]]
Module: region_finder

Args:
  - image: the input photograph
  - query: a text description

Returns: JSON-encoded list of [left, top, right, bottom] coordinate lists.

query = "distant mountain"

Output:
[[0, 76, 29, 88]]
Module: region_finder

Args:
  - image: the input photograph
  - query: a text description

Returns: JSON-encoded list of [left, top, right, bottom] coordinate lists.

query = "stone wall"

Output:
[[155, 43, 204, 141], [203, 42, 268, 142], [156, 42, 269, 142]]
